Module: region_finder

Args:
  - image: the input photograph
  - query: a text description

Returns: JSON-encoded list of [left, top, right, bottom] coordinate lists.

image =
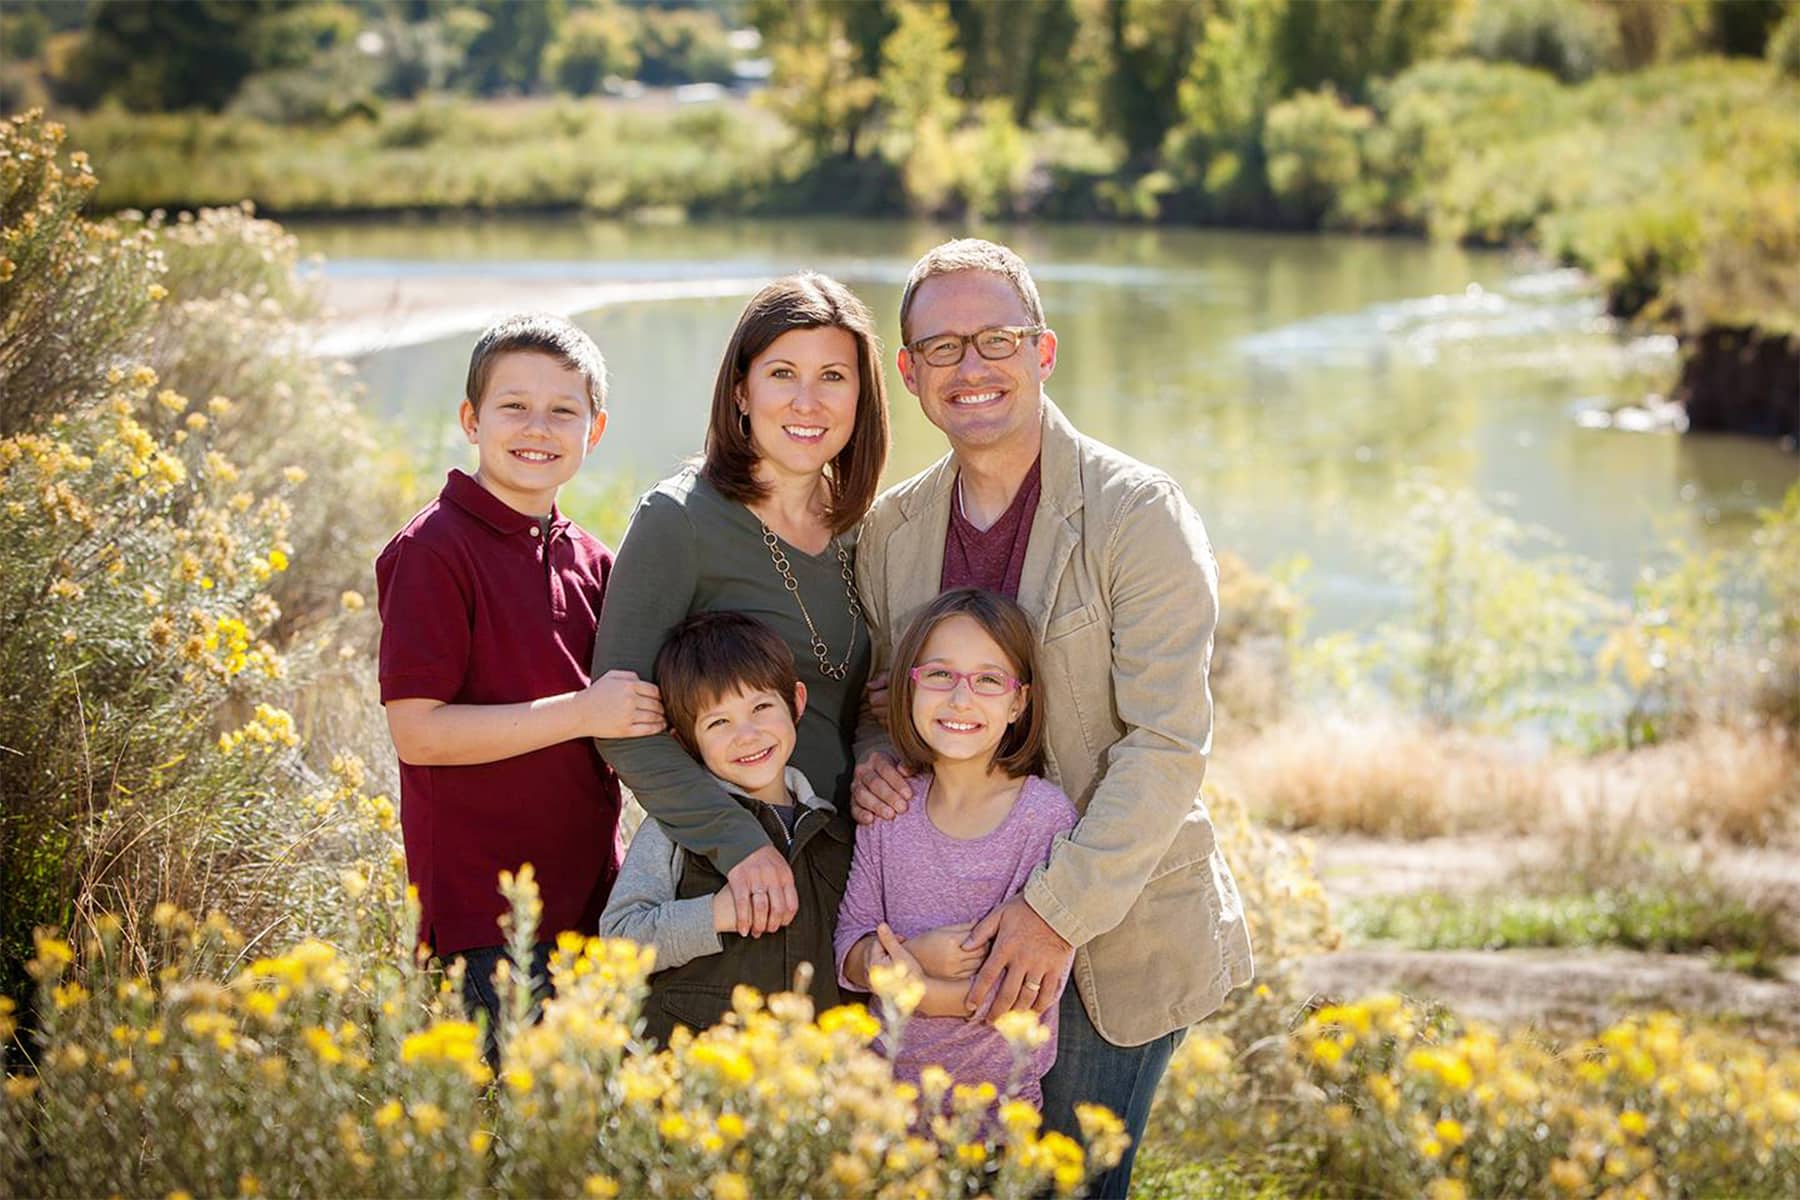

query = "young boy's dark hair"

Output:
[[465, 312, 609, 415], [655, 611, 801, 755]]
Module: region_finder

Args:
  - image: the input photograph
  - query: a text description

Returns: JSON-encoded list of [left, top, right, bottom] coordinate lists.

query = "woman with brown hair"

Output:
[[592, 272, 889, 984]]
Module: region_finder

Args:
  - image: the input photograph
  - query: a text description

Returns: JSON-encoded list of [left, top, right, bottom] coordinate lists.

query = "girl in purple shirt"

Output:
[[835, 588, 1078, 1107]]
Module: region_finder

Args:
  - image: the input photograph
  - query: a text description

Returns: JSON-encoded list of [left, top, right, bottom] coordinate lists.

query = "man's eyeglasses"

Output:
[[904, 325, 1045, 368], [909, 665, 1023, 697]]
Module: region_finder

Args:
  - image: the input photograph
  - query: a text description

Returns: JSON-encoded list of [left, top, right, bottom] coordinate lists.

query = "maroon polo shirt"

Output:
[[941, 457, 1042, 599], [376, 469, 622, 956]]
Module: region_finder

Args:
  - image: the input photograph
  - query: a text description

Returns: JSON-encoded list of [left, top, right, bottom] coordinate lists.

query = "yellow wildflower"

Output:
[[156, 389, 187, 413], [340, 589, 366, 612], [1434, 1117, 1466, 1146], [282, 466, 307, 485], [1619, 1108, 1648, 1137], [1549, 1158, 1589, 1193], [583, 1176, 620, 1199], [469, 1129, 492, 1155], [147, 283, 168, 301], [410, 1102, 447, 1137]]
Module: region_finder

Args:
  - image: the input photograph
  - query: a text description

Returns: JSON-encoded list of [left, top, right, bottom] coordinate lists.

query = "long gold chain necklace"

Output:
[[760, 523, 863, 681]]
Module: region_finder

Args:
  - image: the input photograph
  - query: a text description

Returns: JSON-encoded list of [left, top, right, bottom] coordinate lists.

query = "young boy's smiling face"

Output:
[[460, 350, 606, 516], [690, 681, 806, 806]]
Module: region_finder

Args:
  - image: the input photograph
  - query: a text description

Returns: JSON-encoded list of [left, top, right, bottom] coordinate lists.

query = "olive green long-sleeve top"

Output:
[[592, 470, 870, 874]]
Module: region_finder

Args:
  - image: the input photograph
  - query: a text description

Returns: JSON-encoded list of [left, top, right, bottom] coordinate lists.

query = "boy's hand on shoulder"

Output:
[[905, 922, 986, 980], [585, 669, 665, 738]]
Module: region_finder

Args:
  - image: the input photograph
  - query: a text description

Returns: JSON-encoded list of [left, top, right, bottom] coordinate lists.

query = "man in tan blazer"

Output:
[[852, 238, 1253, 1197]]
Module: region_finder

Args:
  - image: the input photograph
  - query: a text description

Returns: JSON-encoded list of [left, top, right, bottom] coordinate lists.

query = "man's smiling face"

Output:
[[899, 270, 1056, 455]]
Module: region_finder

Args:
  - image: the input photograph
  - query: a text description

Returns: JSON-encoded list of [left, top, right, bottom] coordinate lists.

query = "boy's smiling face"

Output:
[[690, 681, 806, 806], [460, 350, 605, 516]]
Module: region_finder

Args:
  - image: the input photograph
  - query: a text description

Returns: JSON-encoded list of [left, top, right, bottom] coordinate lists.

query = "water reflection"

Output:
[[297, 216, 1798, 634]]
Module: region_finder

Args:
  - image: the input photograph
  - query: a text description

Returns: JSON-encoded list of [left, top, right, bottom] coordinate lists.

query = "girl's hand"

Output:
[[586, 669, 665, 738], [870, 922, 924, 978], [903, 921, 987, 980]]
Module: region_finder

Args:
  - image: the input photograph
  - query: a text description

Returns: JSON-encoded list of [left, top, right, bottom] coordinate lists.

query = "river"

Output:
[[293, 215, 1797, 635]]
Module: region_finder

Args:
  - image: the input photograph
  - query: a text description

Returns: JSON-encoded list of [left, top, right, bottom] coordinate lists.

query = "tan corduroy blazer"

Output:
[[854, 399, 1254, 1045]]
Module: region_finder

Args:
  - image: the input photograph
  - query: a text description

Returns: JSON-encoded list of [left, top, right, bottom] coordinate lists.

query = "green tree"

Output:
[[1095, 0, 1206, 166], [947, 0, 1081, 124], [879, 2, 964, 212], [755, 1, 880, 161], [545, 4, 639, 94], [61, 0, 306, 112], [1270, 0, 1456, 100], [456, 0, 564, 95]]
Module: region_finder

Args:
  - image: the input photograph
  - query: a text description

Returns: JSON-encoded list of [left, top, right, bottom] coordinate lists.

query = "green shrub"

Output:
[[1464, 0, 1622, 82], [1261, 88, 1374, 227], [0, 111, 407, 1004]]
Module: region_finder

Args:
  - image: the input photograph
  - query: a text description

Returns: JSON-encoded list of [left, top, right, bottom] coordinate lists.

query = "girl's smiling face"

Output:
[[908, 614, 1028, 770]]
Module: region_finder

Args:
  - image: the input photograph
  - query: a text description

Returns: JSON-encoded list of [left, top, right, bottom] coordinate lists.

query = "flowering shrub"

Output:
[[1, 873, 1126, 1199], [1158, 992, 1800, 1198], [0, 110, 410, 1002]]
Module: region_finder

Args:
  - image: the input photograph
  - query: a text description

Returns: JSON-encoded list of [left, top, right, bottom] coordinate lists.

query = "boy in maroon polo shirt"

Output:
[[376, 314, 665, 1037]]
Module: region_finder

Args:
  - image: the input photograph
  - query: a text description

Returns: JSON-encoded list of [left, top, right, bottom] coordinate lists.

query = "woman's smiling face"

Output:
[[739, 325, 860, 487]]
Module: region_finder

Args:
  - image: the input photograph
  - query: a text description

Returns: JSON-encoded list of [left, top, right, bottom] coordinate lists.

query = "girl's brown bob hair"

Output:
[[700, 272, 889, 535], [887, 587, 1046, 779]]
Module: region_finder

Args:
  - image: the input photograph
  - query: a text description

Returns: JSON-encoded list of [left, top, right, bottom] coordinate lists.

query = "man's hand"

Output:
[[964, 895, 1073, 1020], [585, 669, 665, 738], [903, 921, 988, 980], [864, 670, 892, 727], [723, 845, 797, 937], [851, 750, 914, 824]]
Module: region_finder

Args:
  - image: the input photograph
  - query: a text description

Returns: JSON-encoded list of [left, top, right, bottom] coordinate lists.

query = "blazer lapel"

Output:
[[886, 456, 955, 640], [1017, 398, 1084, 639]]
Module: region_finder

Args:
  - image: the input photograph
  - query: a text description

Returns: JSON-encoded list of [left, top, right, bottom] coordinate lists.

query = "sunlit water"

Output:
[[295, 216, 1797, 635]]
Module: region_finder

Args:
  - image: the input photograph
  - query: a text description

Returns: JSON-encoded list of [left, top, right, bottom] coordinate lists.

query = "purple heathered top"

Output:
[[834, 773, 1078, 1107]]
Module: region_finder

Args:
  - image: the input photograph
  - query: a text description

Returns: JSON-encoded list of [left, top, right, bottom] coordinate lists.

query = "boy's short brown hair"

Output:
[[465, 313, 608, 415], [887, 587, 1046, 778], [655, 611, 801, 756]]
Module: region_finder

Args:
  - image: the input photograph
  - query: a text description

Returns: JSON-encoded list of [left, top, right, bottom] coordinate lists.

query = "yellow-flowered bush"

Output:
[[0, 109, 414, 1004], [1155, 991, 1800, 1198], [2, 875, 1125, 1199]]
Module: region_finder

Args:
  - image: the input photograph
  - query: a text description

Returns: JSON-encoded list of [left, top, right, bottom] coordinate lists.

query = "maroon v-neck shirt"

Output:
[[940, 457, 1042, 599]]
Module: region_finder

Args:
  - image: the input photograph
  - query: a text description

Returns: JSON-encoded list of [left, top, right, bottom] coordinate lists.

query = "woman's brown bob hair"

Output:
[[887, 587, 1046, 779], [700, 272, 889, 535]]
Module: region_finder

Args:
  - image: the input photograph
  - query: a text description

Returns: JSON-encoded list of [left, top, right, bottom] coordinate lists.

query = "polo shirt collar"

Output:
[[441, 469, 571, 538]]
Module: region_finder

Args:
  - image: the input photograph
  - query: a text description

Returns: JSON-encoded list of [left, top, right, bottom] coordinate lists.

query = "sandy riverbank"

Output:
[[311, 272, 768, 358]]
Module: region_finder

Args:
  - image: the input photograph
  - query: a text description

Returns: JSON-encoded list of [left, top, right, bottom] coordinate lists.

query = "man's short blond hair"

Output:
[[898, 238, 1046, 343]]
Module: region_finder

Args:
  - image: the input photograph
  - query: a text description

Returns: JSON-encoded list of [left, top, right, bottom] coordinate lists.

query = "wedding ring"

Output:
[[1022, 980, 1042, 992]]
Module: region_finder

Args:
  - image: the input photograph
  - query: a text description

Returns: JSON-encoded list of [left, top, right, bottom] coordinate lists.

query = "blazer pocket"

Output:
[[1043, 602, 1100, 643]]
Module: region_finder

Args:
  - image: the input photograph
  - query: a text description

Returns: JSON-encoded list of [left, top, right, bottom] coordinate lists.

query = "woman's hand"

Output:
[[584, 669, 665, 738], [902, 921, 988, 980], [724, 845, 797, 936]]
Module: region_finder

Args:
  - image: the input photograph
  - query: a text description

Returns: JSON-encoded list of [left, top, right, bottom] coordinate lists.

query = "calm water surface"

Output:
[[294, 216, 1797, 634]]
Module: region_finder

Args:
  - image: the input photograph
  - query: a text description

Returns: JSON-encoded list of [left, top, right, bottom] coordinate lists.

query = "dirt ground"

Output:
[[1303, 833, 1800, 1040]]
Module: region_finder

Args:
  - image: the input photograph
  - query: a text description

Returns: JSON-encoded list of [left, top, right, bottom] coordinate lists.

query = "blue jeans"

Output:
[[1040, 985, 1183, 1199], [451, 943, 554, 1067]]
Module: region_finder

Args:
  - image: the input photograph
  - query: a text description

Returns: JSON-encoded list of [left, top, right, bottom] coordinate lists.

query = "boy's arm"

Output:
[[597, 821, 723, 972], [377, 537, 662, 766], [385, 671, 661, 766]]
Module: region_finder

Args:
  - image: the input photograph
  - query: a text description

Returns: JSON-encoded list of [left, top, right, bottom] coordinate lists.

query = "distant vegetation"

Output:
[[5, 0, 1796, 427]]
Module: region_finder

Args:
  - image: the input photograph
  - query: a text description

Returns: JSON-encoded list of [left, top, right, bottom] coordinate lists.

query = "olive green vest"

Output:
[[639, 795, 855, 1046]]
